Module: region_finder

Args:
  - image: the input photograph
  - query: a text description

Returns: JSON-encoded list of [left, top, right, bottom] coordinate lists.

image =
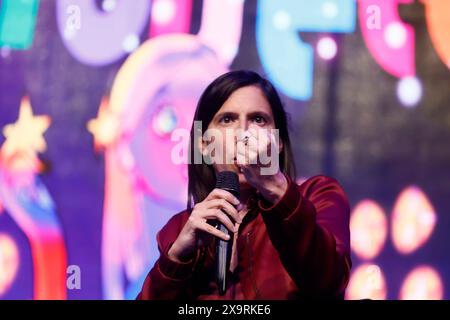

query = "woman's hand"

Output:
[[168, 188, 242, 263], [236, 128, 288, 203]]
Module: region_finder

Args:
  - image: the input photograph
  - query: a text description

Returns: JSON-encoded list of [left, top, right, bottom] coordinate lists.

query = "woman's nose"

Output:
[[237, 118, 249, 132]]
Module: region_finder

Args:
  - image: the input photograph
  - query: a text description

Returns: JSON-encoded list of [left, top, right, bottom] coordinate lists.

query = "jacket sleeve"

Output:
[[136, 211, 199, 300], [258, 174, 351, 299]]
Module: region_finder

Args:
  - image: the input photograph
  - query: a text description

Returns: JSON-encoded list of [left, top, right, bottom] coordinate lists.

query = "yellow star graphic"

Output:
[[0, 97, 51, 172], [87, 97, 121, 151]]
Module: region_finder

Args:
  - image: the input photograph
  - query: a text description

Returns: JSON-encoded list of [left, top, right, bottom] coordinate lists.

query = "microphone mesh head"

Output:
[[215, 171, 240, 196]]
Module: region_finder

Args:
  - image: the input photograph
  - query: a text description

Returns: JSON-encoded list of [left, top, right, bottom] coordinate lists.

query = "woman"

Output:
[[137, 70, 351, 300]]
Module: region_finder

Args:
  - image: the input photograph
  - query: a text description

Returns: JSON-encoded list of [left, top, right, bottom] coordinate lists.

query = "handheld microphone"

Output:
[[215, 171, 240, 295]]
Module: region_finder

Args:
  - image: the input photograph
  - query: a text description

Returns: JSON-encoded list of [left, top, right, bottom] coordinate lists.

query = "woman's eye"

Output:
[[220, 116, 233, 123], [253, 116, 266, 124]]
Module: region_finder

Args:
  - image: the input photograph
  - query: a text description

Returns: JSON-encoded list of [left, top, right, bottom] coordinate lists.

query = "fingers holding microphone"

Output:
[[168, 188, 241, 262]]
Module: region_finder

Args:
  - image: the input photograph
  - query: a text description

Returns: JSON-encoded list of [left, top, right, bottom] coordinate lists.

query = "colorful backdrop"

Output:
[[0, 0, 449, 300]]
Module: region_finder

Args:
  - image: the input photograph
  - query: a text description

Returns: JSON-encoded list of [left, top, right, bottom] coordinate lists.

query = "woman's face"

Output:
[[203, 85, 278, 186]]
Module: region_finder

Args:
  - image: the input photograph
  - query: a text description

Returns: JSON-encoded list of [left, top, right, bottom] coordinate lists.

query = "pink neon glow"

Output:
[[350, 200, 388, 260], [391, 186, 436, 255], [346, 263, 387, 300], [149, 0, 193, 37], [399, 266, 444, 300], [198, 0, 244, 64], [359, 0, 415, 77]]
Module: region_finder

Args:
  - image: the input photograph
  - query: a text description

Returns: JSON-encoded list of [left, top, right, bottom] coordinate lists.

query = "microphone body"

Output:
[[215, 171, 240, 295]]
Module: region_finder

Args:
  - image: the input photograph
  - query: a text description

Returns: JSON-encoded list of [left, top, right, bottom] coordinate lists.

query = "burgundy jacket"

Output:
[[137, 174, 351, 300]]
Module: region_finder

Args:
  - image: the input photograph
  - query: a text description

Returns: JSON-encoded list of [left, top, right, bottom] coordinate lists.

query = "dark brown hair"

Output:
[[187, 70, 296, 209]]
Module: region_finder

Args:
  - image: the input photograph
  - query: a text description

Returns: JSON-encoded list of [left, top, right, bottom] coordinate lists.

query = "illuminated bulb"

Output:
[[123, 34, 140, 53], [322, 1, 339, 19], [317, 37, 337, 60], [397, 76, 423, 108], [385, 22, 407, 49], [273, 10, 291, 30], [153, 0, 176, 25], [102, 0, 117, 12]]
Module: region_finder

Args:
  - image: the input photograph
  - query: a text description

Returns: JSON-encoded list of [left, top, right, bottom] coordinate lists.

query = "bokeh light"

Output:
[[346, 264, 387, 300], [102, 0, 117, 12], [317, 36, 338, 60], [272, 10, 291, 31], [399, 266, 444, 300], [350, 200, 388, 260], [384, 22, 407, 49], [391, 186, 436, 255], [152, 0, 176, 25], [122, 33, 140, 53], [396, 76, 423, 107], [321, 1, 339, 19]]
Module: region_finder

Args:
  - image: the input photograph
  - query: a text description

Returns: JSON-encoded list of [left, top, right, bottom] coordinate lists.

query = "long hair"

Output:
[[187, 70, 296, 210]]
